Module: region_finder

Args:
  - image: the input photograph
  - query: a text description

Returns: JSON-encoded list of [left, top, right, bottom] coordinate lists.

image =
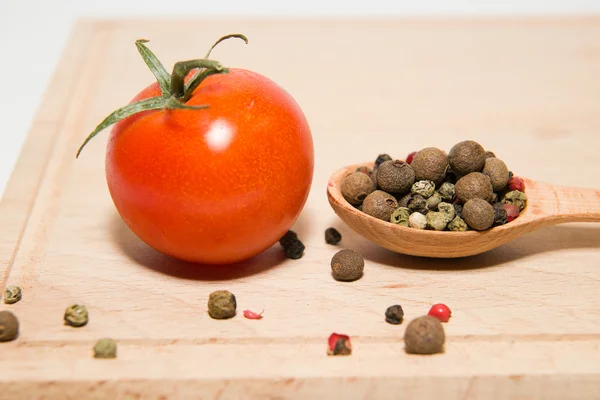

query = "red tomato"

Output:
[[105, 68, 314, 264]]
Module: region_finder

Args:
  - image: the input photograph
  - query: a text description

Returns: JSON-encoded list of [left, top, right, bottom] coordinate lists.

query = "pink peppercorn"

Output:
[[508, 176, 525, 192], [502, 203, 520, 222], [243, 309, 264, 320], [327, 333, 352, 356], [406, 151, 417, 164], [428, 303, 452, 322]]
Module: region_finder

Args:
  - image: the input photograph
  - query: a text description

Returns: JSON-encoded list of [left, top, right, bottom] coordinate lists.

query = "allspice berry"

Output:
[[331, 249, 364, 281], [404, 315, 445, 355], [208, 290, 237, 319], [482, 157, 510, 191], [455, 172, 493, 204], [448, 140, 486, 175], [0, 310, 19, 342], [410, 147, 449, 185], [376, 160, 415, 194], [341, 172, 376, 205], [463, 198, 495, 231], [362, 190, 398, 222]]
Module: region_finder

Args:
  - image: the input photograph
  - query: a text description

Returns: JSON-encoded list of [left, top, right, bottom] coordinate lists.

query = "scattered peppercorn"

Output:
[[503, 203, 520, 222], [455, 172, 493, 204], [410, 147, 449, 185], [376, 160, 415, 194], [428, 303, 452, 322], [330, 249, 364, 282], [93, 338, 117, 359], [243, 309, 264, 320], [408, 212, 427, 229], [3, 285, 22, 304], [325, 227, 342, 245], [447, 216, 468, 231], [482, 157, 510, 191], [279, 230, 305, 259], [64, 304, 89, 327], [390, 207, 411, 227], [406, 151, 417, 164], [0, 310, 19, 342], [207, 290, 236, 319], [502, 190, 528, 211], [448, 140, 486, 175], [426, 192, 442, 211], [411, 180, 436, 198], [341, 171, 376, 205], [492, 202, 508, 226], [385, 305, 404, 325], [374, 153, 392, 169], [362, 190, 398, 221], [507, 176, 525, 192], [404, 315, 445, 355], [327, 333, 352, 356], [462, 198, 495, 231], [279, 230, 298, 248]]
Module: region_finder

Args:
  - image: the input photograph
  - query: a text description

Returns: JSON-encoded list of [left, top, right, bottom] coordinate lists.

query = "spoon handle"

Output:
[[546, 183, 600, 223]]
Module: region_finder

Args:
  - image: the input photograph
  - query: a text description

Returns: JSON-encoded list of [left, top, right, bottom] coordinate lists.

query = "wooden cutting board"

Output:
[[1, 17, 600, 399]]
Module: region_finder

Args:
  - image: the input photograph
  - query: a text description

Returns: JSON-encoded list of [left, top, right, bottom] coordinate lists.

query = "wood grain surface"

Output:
[[1, 17, 600, 399]]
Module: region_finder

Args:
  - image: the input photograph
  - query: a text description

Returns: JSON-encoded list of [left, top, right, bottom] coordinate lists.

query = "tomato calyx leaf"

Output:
[[76, 34, 249, 158], [135, 39, 171, 95]]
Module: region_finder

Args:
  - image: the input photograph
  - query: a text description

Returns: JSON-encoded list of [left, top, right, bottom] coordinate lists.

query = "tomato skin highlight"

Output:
[[105, 68, 314, 264]]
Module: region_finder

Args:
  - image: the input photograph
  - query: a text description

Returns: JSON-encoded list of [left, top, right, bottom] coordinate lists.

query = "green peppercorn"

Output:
[[447, 216, 468, 231], [448, 140, 486, 175], [455, 172, 493, 204], [93, 338, 117, 359], [0, 310, 19, 342], [404, 315, 445, 355], [482, 157, 510, 191], [463, 198, 495, 231], [330, 249, 364, 282], [438, 182, 456, 202], [411, 180, 436, 198], [3, 285, 22, 304], [411, 147, 449, 185], [208, 290, 237, 319], [385, 305, 404, 325], [325, 227, 342, 245], [426, 211, 448, 231], [502, 190, 528, 211], [362, 190, 398, 221], [426, 192, 442, 211], [64, 304, 89, 327], [390, 207, 411, 227], [437, 202, 456, 223], [454, 203, 463, 218], [409, 212, 427, 229], [341, 171, 376, 205], [376, 160, 415, 194]]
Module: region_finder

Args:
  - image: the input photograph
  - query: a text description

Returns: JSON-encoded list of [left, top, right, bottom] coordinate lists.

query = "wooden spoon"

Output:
[[327, 163, 600, 258]]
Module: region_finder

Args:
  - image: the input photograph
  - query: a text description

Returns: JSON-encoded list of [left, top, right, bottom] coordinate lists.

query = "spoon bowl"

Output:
[[327, 162, 600, 258]]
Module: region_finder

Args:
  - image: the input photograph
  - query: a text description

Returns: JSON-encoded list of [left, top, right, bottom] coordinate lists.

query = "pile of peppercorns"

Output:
[[341, 140, 527, 231]]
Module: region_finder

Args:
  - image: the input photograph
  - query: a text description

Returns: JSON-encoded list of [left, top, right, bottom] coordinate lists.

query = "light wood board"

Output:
[[1, 17, 600, 399]]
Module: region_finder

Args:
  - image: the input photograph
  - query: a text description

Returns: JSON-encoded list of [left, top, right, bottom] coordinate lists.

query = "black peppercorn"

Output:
[[448, 140, 486, 175], [399, 193, 428, 215], [453, 203, 463, 219], [325, 227, 342, 245], [375, 153, 393, 169], [376, 160, 415, 194], [492, 202, 508, 226], [341, 172, 376, 206], [410, 147, 449, 185], [279, 230, 305, 259], [279, 230, 298, 248], [385, 305, 404, 325]]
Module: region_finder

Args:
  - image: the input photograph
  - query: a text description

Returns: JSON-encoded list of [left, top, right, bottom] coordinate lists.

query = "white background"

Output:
[[1, 0, 599, 199]]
